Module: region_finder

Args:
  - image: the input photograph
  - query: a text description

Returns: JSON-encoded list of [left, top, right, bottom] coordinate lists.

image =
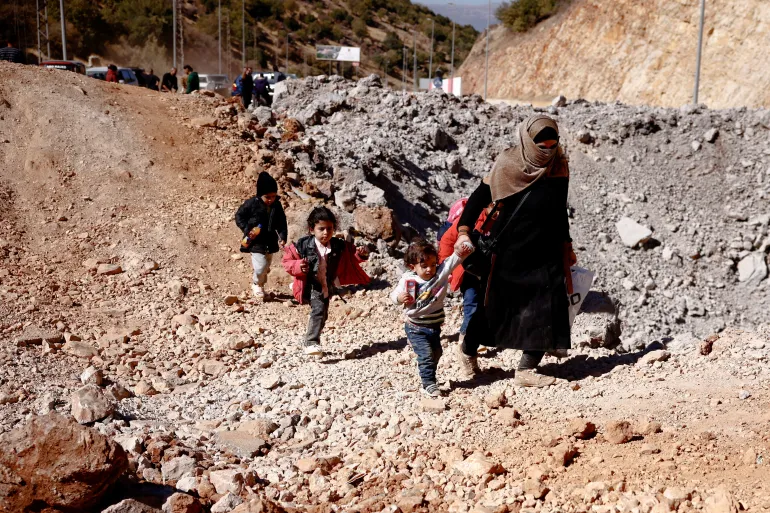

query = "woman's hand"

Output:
[[454, 231, 473, 255]]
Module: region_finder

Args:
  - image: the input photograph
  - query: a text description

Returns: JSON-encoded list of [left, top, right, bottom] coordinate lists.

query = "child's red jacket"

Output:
[[282, 235, 370, 304]]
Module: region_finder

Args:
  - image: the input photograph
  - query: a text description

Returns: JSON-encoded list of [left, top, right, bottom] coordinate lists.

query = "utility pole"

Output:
[[428, 18, 434, 80], [412, 31, 417, 92], [218, 0, 221, 73], [693, 0, 706, 104], [449, 3, 456, 81], [484, 0, 490, 101], [241, 0, 245, 68], [59, 0, 67, 60], [172, 0, 177, 68], [36, 0, 51, 62], [179, 2, 184, 69], [402, 46, 406, 91], [384, 58, 389, 88], [253, 26, 257, 69], [285, 34, 289, 73]]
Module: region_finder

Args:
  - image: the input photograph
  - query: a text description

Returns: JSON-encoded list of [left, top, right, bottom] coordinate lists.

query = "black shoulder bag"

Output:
[[462, 190, 532, 278]]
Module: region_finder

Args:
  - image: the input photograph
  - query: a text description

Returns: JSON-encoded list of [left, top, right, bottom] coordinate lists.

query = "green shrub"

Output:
[[352, 18, 369, 39], [496, 0, 562, 32]]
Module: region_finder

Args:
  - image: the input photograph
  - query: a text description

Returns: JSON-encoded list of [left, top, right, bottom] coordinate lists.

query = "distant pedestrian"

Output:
[[432, 70, 444, 90], [161, 67, 178, 92], [145, 68, 160, 91], [105, 64, 119, 83], [0, 41, 23, 63], [183, 65, 199, 94], [234, 66, 254, 109], [235, 172, 288, 301], [253, 73, 271, 106]]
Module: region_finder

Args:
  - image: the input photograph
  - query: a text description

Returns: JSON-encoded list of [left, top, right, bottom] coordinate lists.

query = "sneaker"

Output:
[[455, 343, 480, 378], [304, 344, 324, 357], [421, 384, 443, 397], [251, 283, 265, 299], [514, 369, 557, 388]]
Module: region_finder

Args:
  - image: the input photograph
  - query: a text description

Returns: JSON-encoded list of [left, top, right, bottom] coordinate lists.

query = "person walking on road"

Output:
[[234, 66, 254, 109], [0, 41, 23, 63], [253, 73, 271, 106], [105, 64, 119, 83], [454, 115, 576, 388], [183, 65, 199, 94], [145, 68, 160, 91], [161, 68, 178, 92]]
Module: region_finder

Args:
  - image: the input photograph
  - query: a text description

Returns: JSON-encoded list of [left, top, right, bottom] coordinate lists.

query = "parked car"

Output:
[[40, 60, 86, 74], [86, 66, 140, 86], [199, 74, 230, 96], [129, 67, 147, 88]]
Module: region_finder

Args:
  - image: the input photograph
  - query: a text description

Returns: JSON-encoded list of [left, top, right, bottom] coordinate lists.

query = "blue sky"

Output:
[[419, 1, 501, 31]]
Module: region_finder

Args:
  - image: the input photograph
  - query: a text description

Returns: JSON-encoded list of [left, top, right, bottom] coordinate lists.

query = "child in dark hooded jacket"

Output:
[[235, 172, 288, 299]]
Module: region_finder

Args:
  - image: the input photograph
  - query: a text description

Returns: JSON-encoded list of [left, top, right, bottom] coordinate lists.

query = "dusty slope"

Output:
[[458, 0, 770, 108], [2, 64, 770, 513]]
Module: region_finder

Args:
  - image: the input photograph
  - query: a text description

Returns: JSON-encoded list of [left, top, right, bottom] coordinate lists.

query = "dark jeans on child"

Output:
[[304, 289, 329, 346], [405, 323, 443, 389]]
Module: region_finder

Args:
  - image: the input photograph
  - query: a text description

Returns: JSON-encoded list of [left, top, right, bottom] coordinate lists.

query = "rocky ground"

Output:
[[1, 62, 770, 513]]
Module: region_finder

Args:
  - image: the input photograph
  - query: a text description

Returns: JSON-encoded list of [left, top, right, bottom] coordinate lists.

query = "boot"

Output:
[[455, 343, 480, 378], [514, 369, 556, 388]]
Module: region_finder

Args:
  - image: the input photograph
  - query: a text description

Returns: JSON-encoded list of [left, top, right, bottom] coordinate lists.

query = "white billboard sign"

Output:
[[316, 46, 361, 62]]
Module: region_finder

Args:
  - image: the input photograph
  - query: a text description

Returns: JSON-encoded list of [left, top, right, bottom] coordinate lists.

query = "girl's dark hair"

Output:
[[404, 239, 438, 266], [307, 206, 337, 230]]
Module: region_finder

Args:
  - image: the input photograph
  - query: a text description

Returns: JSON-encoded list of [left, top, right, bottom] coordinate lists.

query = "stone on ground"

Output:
[[0, 413, 127, 512], [615, 217, 653, 248], [70, 385, 114, 424]]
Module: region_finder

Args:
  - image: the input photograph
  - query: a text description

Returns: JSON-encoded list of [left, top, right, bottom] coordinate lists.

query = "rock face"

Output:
[[0, 413, 128, 512], [458, 0, 770, 108]]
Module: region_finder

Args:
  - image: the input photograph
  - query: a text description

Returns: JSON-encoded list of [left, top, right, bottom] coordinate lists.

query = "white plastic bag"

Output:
[[568, 266, 595, 326]]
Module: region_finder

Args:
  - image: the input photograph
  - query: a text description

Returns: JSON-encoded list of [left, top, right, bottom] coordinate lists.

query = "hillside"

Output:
[[458, 0, 770, 108], [0, 0, 477, 83]]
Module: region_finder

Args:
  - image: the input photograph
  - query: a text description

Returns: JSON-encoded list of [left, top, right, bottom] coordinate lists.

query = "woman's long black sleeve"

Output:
[[459, 182, 492, 230]]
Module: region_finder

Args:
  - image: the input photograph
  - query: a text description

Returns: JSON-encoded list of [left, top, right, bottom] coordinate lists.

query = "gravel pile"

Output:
[[265, 75, 770, 344]]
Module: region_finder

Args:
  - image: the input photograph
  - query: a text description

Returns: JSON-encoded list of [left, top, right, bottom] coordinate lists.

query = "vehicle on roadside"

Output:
[[86, 66, 140, 86], [40, 60, 86, 74], [129, 67, 147, 87], [199, 74, 230, 96]]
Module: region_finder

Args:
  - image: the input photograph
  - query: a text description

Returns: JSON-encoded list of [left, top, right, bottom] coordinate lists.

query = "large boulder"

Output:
[[354, 207, 402, 244], [0, 413, 128, 512]]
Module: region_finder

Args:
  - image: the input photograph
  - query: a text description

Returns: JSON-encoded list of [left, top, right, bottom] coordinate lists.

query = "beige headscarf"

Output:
[[483, 115, 569, 202]]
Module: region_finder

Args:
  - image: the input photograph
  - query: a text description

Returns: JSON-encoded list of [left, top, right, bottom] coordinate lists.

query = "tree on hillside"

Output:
[[496, 0, 562, 32]]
